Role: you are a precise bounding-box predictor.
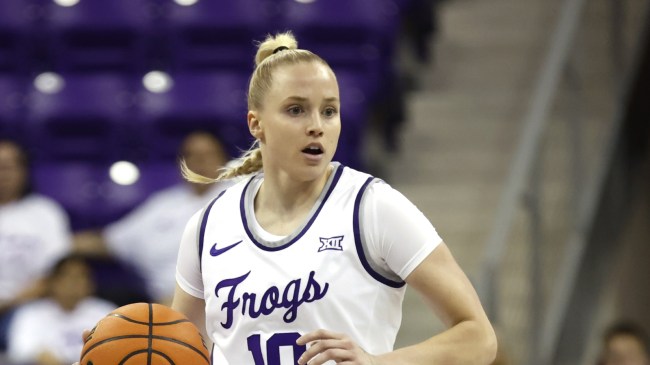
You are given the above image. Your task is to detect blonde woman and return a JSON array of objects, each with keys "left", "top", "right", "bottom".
[{"left": 171, "top": 31, "right": 497, "bottom": 365}]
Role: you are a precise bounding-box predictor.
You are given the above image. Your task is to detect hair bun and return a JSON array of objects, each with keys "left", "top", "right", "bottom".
[{"left": 254, "top": 32, "right": 298, "bottom": 67}]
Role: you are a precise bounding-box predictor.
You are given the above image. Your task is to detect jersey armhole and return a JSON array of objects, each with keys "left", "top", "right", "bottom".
[
  {"left": 353, "top": 177, "right": 406, "bottom": 288},
  {"left": 198, "top": 189, "right": 227, "bottom": 272}
]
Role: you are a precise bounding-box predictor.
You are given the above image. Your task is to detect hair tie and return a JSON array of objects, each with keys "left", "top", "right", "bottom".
[{"left": 273, "top": 46, "right": 289, "bottom": 54}]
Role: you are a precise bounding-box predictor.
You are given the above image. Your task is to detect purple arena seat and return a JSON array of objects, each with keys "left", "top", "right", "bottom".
[
  {"left": 0, "top": 75, "right": 27, "bottom": 142},
  {"left": 42, "top": 0, "right": 156, "bottom": 72},
  {"left": 160, "top": 0, "right": 275, "bottom": 71},
  {"left": 279, "top": 0, "right": 399, "bottom": 65},
  {"left": 332, "top": 69, "right": 372, "bottom": 170},
  {"left": 32, "top": 162, "right": 103, "bottom": 230},
  {"left": 33, "top": 161, "right": 181, "bottom": 230},
  {"left": 0, "top": 0, "right": 41, "bottom": 72},
  {"left": 277, "top": 0, "right": 409, "bottom": 153},
  {"left": 135, "top": 71, "right": 252, "bottom": 160},
  {"left": 25, "top": 73, "right": 134, "bottom": 162},
  {"left": 276, "top": 0, "right": 400, "bottom": 105}
]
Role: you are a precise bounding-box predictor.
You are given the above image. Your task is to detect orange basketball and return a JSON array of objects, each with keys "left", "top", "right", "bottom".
[{"left": 79, "top": 302, "right": 210, "bottom": 365}]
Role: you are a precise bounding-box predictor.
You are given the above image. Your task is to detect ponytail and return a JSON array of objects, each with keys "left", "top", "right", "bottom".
[{"left": 181, "top": 141, "right": 262, "bottom": 184}]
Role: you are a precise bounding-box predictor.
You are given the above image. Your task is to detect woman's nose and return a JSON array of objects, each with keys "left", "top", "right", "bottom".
[{"left": 307, "top": 115, "right": 324, "bottom": 137}]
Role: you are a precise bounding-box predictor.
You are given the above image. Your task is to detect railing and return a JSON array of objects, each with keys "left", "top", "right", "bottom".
[{"left": 476, "top": 0, "right": 649, "bottom": 364}]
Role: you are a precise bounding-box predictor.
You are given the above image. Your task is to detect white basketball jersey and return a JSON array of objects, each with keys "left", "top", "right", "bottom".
[{"left": 197, "top": 164, "right": 407, "bottom": 365}]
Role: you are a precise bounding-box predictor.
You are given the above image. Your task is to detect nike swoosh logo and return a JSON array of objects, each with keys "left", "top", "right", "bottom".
[{"left": 210, "top": 240, "right": 242, "bottom": 257}]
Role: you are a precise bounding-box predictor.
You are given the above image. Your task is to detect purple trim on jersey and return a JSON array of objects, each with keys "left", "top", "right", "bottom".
[
  {"left": 353, "top": 177, "right": 406, "bottom": 288},
  {"left": 240, "top": 164, "right": 345, "bottom": 251},
  {"left": 199, "top": 189, "right": 227, "bottom": 272}
]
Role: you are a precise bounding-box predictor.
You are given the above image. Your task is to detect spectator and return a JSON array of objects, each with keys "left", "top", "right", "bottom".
[
  {"left": 6, "top": 253, "right": 116, "bottom": 365},
  {"left": 0, "top": 140, "right": 72, "bottom": 349},
  {"left": 74, "top": 131, "right": 234, "bottom": 304},
  {"left": 599, "top": 321, "right": 650, "bottom": 365}
]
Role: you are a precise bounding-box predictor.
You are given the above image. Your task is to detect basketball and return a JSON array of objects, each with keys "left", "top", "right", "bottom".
[{"left": 79, "top": 302, "right": 210, "bottom": 365}]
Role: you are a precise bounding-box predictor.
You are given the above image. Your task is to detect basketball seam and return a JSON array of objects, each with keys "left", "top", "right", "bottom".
[
  {"left": 148, "top": 303, "right": 153, "bottom": 365},
  {"left": 108, "top": 314, "right": 192, "bottom": 326},
  {"left": 80, "top": 335, "right": 210, "bottom": 364},
  {"left": 117, "top": 349, "right": 176, "bottom": 365}
]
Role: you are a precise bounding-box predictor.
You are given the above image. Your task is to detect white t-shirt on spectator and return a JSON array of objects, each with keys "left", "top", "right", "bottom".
[
  {"left": 7, "top": 297, "right": 116, "bottom": 364},
  {"left": 0, "top": 194, "right": 72, "bottom": 302},
  {"left": 104, "top": 182, "right": 233, "bottom": 301}
]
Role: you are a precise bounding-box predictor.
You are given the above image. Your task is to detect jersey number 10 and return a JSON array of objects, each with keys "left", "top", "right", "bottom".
[{"left": 247, "top": 332, "right": 306, "bottom": 365}]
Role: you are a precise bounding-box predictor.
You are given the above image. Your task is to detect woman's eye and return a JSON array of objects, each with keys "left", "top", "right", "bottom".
[
  {"left": 288, "top": 106, "right": 303, "bottom": 115},
  {"left": 323, "top": 108, "right": 338, "bottom": 117}
]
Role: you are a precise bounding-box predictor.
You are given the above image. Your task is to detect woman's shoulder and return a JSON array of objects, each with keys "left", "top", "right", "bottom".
[
  {"left": 209, "top": 175, "right": 247, "bottom": 196},
  {"left": 220, "top": 173, "right": 257, "bottom": 195},
  {"left": 346, "top": 173, "right": 419, "bottom": 216},
  {"left": 337, "top": 164, "right": 395, "bottom": 196},
  {"left": 331, "top": 163, "right": 375, "bottom": 189}
]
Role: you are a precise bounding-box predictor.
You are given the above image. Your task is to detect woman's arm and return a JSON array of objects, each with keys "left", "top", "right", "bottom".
[
  {"left": 298, "top": 243, "right": 497, "bottom": 365},
  {"left": 298, "top": 181, "right": 497, "bottom": 365},
  {"left": 378, "top": 242, "right": 497, "bottom": 364},
  {"left": 171, "top": 284, "right": 212, "bottom": 350}
]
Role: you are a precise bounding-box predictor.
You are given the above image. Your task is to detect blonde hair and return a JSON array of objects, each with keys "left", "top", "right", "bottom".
[{"left": 182, "top": 31, "right": 331, "bottom": 184}]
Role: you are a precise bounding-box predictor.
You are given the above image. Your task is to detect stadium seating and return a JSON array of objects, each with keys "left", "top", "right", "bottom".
[
  {"left": 331, "top": 69, "right": 373, "bottom": 169},
  {"left": 280, "top": 0, "right": 399, "bottom": 89},
  {"left": 32, "top": 162, "right": 104, "bottom": 229},
  {"left": 33, "top": 161, "right": 181, "bottom": 230},
  {"left": 159, "top": 0, "right": 275, "bottom": 72},
  {"left": 278, "top": 0, "right": 405, "bottom": 147},
  {"left": 0, "top": 0, "right": 426, "bottom": 228},
  {"left": 41, "top": 0, "right": 156, "bottom": 72},
  {"left": 0, "top": 75, "right": 27, "bottom": 142},
  {"left": 0, "top": 0, "right": 41, "bottom": 73},
  {"left": 25, "top": 73, "right": 134, "bottom": 162},
  {"left": 134, "top": 70, "right": 252, "bottom": 160}
]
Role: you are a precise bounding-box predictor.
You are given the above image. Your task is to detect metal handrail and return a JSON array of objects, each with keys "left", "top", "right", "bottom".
[
  {"left": 477, "top": 0, "right": 588, "bottom": 319},
  {"left": 538, "top": 4, "right": 650, "bottom": 363},
  {"left": 477, "top": 0, "right": 648, "bottom": 363}
]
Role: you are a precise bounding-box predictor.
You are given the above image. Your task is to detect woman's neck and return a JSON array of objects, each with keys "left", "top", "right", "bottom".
[{"left": 254, "top": 166, "right": 333, "bottom": 235}]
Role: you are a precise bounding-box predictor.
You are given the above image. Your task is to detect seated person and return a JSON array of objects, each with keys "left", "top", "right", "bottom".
[
  {"left": 0, "top": 140, "right": 72, "bottom": 350},
  {"left": 599, "top": 321, "right": 650, "bottom": 365},
  {"left": 6, "top": 253, "right": 116, "bottom": 365},
  {"left": 74, "top": 131, "right": 234, "bottom": 304}
]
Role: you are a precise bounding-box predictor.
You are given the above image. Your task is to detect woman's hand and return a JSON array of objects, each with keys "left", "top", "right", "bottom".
[
  {"left": 71, "top": 329, "right": 92, "bottom": 365},
  {"left": 296, "top": 329, "right": 379, "bottom": 365}
]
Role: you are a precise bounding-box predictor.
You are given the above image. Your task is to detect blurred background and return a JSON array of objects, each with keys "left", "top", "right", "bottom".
[{"left": 1, "top": 0, "right": 649, "bottom": 364}]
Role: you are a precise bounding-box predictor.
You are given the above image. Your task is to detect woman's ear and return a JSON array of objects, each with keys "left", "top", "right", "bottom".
[{"left": 248, "top": 111, "right": 263, "bottom": 140}]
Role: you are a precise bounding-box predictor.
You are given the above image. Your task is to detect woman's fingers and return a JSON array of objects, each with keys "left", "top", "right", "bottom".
[
  {"left": 297, "top": 329, "right": 342, "bottom": 345},
  {"left": 82, "top": 329, "right": 92, "bottom": 342},
  {"left": 297, "top": 329, "right": 375, "bottom": 365},
  {"left": 301, "top": 348, "right": 352, "bottom": 365}
]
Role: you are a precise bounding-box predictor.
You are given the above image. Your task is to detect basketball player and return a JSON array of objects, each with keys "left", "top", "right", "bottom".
[{"left": 168, "top": 32, "right": 497, "bottom": 365}]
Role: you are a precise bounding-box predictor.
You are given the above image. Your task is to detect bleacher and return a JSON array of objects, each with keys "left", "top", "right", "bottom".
[{"left": 0, "top": 0, "right": 433, "bottom": 231}]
